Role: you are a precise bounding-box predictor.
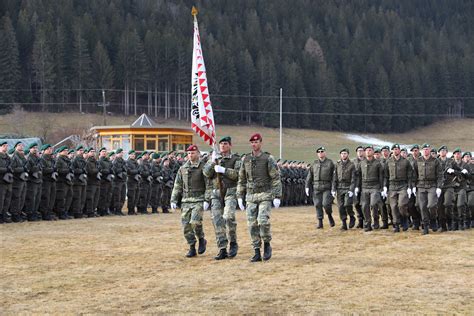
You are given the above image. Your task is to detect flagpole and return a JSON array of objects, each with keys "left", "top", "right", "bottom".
[{"left": 279, "top": 88, "right": 282, "bottom": 159}]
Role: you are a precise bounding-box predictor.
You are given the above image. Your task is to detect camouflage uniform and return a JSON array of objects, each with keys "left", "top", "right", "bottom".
[
  {"left": 203, "top": 152, "right": 241, "bottom": 250},
  {"left": 452, "top": 159, "right": 469, "bottom": 228},
  {"left": 352, "top": 156, "right": 365, "bottom": 227},
  {"left": 237, "top": 152, "right": 282, "bottom": 250},
  {"left": 305, "top": 157, "right": 335, "bottom": 225},
  {"left": 171, "top": 159, "right": 210, "bottom": 246},
  {"left": 466, "top": 161, "right": 474, "bottom": 227}
]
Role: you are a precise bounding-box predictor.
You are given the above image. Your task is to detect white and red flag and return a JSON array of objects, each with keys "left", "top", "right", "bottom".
[{"left": 190, "top": 7, "right": 216, "bottom": 147}]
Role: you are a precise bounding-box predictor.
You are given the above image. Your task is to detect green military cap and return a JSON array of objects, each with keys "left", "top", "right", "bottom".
[
  {"left": 431, "top": 148, "right": 437, "bottom": 153},
  {"left": 40, "top": 144, "right": 52, "bottom": 151},
  {"left": 355, "top": 145, "right": 364, "bottom": 151},
  {"left": 128, "top": 150, "right": 136, "bottom": 155},
  {"left": 374, "top": 147, "right": 381, "bottom": 153},
  {"left": 142, "top": 151, "right": 148, "bottom": 155},
  {"left": 0, "top": 141, "right": 8, "bottom": 146},
  {"left": 57, "top": 146, "right": 68, "bottom": 153},
  {"left": 83, "top": 147, "right": 90, "bottom": 153},
  {"left": 400, "top": 148, "right": 407, "bottom": 152},
  {"left": 13, "top": 141, "right": 22, "bottom": 148},
  {"left": 76, "top": 145, "right": 84, "bottom": 151},
  {"left": 137, "top": 152, "right": 143, "bottom": 159},
  {"left": 152, "top": 153, "right": 160, "bottom": 159},
  {"left": 340, "top": 148, "right": 349, "bottom": 154},
  {"left": 24, "top": 149, "right": 30, "bottom": 155},
  {"left": 53, "top": 148, "right": 61, "bottom": 155},
  {"left": 107, "top": 151, "right": 115, "bottom": 158},
  {"left": 316, "top": 146, "right": 326, "bottom": 152},
  {"left": 421, "top": 143, "right": 430, "bottom": 149},
  {"left": 381, "top": 145, "right": 390, "bottom": 151},
  {"left": 410, "top": 144, "right": 419, "bottom": 151},
  {"left": 8, "top": 148, "right": 15, "bottom": 155},
  {"left": 219, "top": 136, "right": 232, "bottom": 144},
  {"left": 99, "top": 147, "right": 107, "bottom": 152},
  {"left": 88, "top": 147, "right": 96, "bottom": 152},
  {"left": 68, "top": 149, "right": 75, "bottom": 154},
  {"left": 462, "top": 152, "right": 471, "bottom": 158},
  {"left": 452, "top": 147, "right": 462, "bottom": 154},
  {"left": 282, "top": 160, "right": 287, "bottom": 164},
  {"left": 116, "top": 148, "right": 123, "bottom": 154},
  {"left": 365, "top": 145, "right": 374, "bottom": 150},
  {"left": 27, "top": 142, "right": 38, "bottom": 150},
  {"left": 391, "top": 143, "right": 400, "bottom": 150},
  {"left": 438, "top": 145, "right": 448, "bottom": 152}
]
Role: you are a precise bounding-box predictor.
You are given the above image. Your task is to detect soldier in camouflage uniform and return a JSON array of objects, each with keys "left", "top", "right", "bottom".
[
  {"left": 64, "top": 149, "right": 75, "bottom": 216},
  {"left": 150, "top": 153, "right": 163, "bottom": 214},
  {"left": 39, "top": 144, "right": 57, "bottom": 221},
  {"left": 126, "top": 150, "right": 140, "bottom": 215},
  {"left": 450, "top": 148, "right": 470, "bottom": 230},
  {"left": 436, "top": 145, "right": 454, "bottom": 231},
  {"left": 352, "top": 146, "right": 365, "bottom": 228},
  {"left": 84, "top": 148, "right": 100, "bottom": 217},
  {"left": 356, "top": 145, "right": 384, "bottom": 232},
  {"left": 112, "top": 148, "right": 127, "bottom": 215},
  {"left": 71, "top": 145, "right": 87, "bottom": 218},
  {"left": 0, "top": 141, "right": 13, "bottom": 223},
  {"left": 138, "top": 151, "right": 152, "bottom": 214},
  {"left": 379, "top": 145, "right": 392, "bottom": 229},
  {"left": 332, "top": 148, "right": 357, "bottom": 230},
  {"left": 407, "top": 145, "right": 422, "bottom": 229},
  {"left": 97, "top": 148, "right": 114, "bottom": 216},
  {"left": 413, "top": 143, "right": 443, "bottom": 235},
  {"left": 171, "top": 145, "right": 210, "bottom": 258},
  {"left": 384, "top": 144, "right": 414, "bottom": 232},
  {"left": 462, "top": 152, "right": 473, "bottom": 228},
  {"left": 160, "top": 158, "right": 174, "bottom": 213},
  {"left": 203, "top": 136, "right": 242, "bottom": 260},
  {"left": 24, "top": 143, "right": 42, "bottom": 221},
  {"left": 305, "top": 146, "right": 335, "bottom": 229},
  {"left": 237, "top": 133, "right": 282, "bottom": 262},
  {"left": 54, "top": 146, "right": 72, "bottom": 220},
  {"left": 10, "top": 142, "right": 28, "bottom": 222}
]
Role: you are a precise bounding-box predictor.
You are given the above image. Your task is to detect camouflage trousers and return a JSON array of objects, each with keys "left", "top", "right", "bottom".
[
  {"left": 210, "top": 197, "right": 237, "bottom": 249},
  {"left": 181, "top": 201, "right": 205, "bottom": 246},
  {"left": 246, "top": 200, "right": 272, "bottom": 250}
]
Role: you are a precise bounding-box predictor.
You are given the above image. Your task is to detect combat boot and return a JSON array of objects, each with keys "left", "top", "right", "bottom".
[
  {"left": 439, "top": 220, "right": 448, "bottom": 232},
  {"left": 198, "top": 238, "right": 207, "bottom": 254},
  {"left": 422, "top": 225, "right": 429, "bottom": 235},
  {"left": 364, "top": 224, "right": 373, "bottom": 232},
  {"left": 412, "top": 219, "right": 420, "bottom": 230},
  {"left": 186, "top": 245, "right": 197, "bottom": 258},
  {"left": 373, "top": 219, "right": 380, "bottom": 230},
  {"left": 250, "top": 248, "right": 262, "bottom": 262},
  {"left": 1, "top": 213, "right": 12, "bottom": 223},
  {"left": 393, "top": 224, "right": 400, "bottom": 233},
  {"left": 214, "top": 248, "right": 228, "bottom": 260},
  {"left": 151, "top": 208, "right": 158, "bottom": 214},
  {"left": 328, "top": 214, "right": 335, "bottom": 227},
  {"left": 381, "top": 220, "right": 389, "bottom": 229},
  {"left": 357, "top": 220, "right": 364, "bottom": 229},
  {"left": 316, "top": 219, "right": 323, "bottom": 229},
  {"left": 401, "top": 217, "right": 409, "bottom": 231},
  {"left": 464, "top": 221, "right": 471, "bottom": 230},
  {"left": 263, "top": 242, "right": 272, "bottom": 261},
  {"left": 349, "top": 216, "right": 356, "bottom": 229},
  {"left": 459, "top": 220, "right": 464, "bottom": 231},
  {"left": 451, "top": 220, "right": 458, "bottom": 231},
  {"left": 162, "top": 207, "right": 170, "bottom": 213},
  {"left": 340, "top": 220, "right": 348, "bottom": 231},
  {"left": 431, "top": 221, "right": 439, "bottom": 232},
  {"left": 228, "top": 242, "right": 238, "bottom": 258}
]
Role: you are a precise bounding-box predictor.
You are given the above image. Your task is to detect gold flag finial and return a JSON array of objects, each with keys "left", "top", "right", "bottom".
[{"left": 191, "top": 6, "right": 198, "bottom": 16}]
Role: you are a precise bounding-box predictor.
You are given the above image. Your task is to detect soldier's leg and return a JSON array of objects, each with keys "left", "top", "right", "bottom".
[
  {"left": 322, "top": 190, "right": 334, "bottom": 217},
  {"left": 437, "top": 190, "right": 447, "bottom": 231},
  {"left": 224, "top": 197, "right": 238, "bottom": 244},
  {"left": 427, "top": 187, "right": 439, "bottom": 231},
  {"left": 65, "top": 185, "right": 73, "bottom": 216},
  {"left": 24, "top": 182, "right": 37, "bottom": 220},
  {"left": 361, "top": 190, "right": 372, "bottom": 229},
  {"left": 468, "top": 191, "right": 474, "bottom": 228},
  {"left": 0, "top": 184, "right": 6, "bottom": 223},
  {"left": 180, "top": 203, "right": 195, "bottom": 245},
  {"left": 313, "top": 191, "right": 324, "bottom": 220},
  {"left": 370, "top": 190, "right": 381, "bottom": 229},
  {"left": 337, "top": 191, "right": 347, "bottom": 223},
  {"left": 398, "top": 189, "right": 410, "bottom": 231},
  {"left": 98, "top": 182, "right": 108, "bottom": 215},
  {"left": 190, "top": 202, "right": 205, "bottom": 240},
  {"left": 417, "top": 189, "right": 430, "bottom": 233},
  {"left": 10, "top": 181, "right": 24, "bottom": 222},
  {"left": 408, "top": 194, "right": 420, "bottom": 230},
  {"left": 150, "top": 184, "right": 158, "bottom": 213},
  {"left": 257, "top": 200, "right": 272, "bottom": 244},
  {"left": 19, "top": 182, "right": 27, "bottom": 218},
  {"left": 85, "top": 184, "right": 97, "bottom": 217},
  {"left": 210, "top": 198, "right": 227, "bottom": 250},
  {"left": 354, "top": 194, "right": 364, "bottom": 228},
  {"left": 455, "top": 189, "right": 468, "bottom": 229},
  {"left": 55, "top": 183, "right": 67, "bottom": 218},
  {"left": 71, "top": 185, "right": 83, "bottom": 217},
  {"left": 161, "top": 187, "right": 171, "bottom": 212},
  {"left": 344, "top": 192, "right": 355, "bottom": 228},
  {"left": 389, "top": 190, "right": 401, "bottom": 227},
  {"left": 126, "top": 183, "right": 136, "bottom": 214},
  {"left": 0, "top": 184, "right": 12, "bottom": 223},
  {"left": 246, "top": 201, "right": 261, "bottom": 249}
]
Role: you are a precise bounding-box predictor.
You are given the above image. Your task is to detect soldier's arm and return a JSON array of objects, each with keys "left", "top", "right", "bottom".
[
  {"left": 204, "top": 173, "right": 212, "bottom": 202},
  {"left": 413, "top": 160, "right": 419, "bottom": 187},
  {"left": 349, "top": 164, "right": 356, "bottom": 192},
  {"left": 378, "top": 162, "right": 384, "bottom": 189},
  {"left": 12, "top": 157, "right": 25, "bottom": 173},
  {"left": 383, "top": 161, "right": 389, "bottom": 189},
  {"left": 236, "top": 157, "right": 247, "bottom": 199},
  {"left": 56, "top": 160, "right": 69, "bottom": 175},
  {"left": 436, "top": 159, "right": 443, "bottom": 188},
  {"left": 268, "top": 155, "right": 282, "bottom": 198},
  {"left": 331, "top": 164, "right": 337, "bottom": 192},
  {"left": 202, "top": 159, "right": 216, "bottom": 178},
  {"left": 126, "top": 161, "right": 139, "bottom": 175},
  {"left": 305, "top": 164, "right": 313, "bottom": 189},
  {"left": 225, "top": 157, "right": 242, "bottom": 181},
  {"left": 170, "top": 168, "right": 183, "bottom": 204},
  {"left": 407, "top": 160, "right": 414, "bottom": 188},
  {"left": 356, "top": 163, "right": 362, "bottom": 189}
]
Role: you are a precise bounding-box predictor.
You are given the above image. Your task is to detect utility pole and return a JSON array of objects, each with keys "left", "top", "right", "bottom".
[{"left": 98, "top": 89, "right": 110, "bottom": 125}]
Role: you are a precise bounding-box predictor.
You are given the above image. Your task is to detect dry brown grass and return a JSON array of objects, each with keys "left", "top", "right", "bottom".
[{"left": 1, "top": 207, "right": 473, "bottom": 314}]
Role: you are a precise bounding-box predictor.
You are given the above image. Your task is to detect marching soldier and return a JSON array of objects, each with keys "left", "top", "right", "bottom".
[
  {"left": 64, "top": 149, "right": 75, "bottom": 216},
  {"left": 71, "top": 145, "right": 87, "bottom": 218},
  {"left": 332, "top": 148, "right": 357, "bottom": 230},
  {"left": 0, "top": 141, "right": 13, "bottom": 223},
  {"left": 356, "top": 145, "right": 384, "bottom": 232},
  {"left": 171, "top": 145, "right": 210, "bottom": 258},
  {"left": 138, "top": 151, "right": 152, "bottom": 214},
  {"left": 25, "top": 143, "right": 42, "bottom": 221},
  {"left": 384, "top": 144, "right": 414, "bottom": 232},
  {"left": 407, "top": 145, "right": 422, "bottom": 229},
  {"left": 126, "top": 150, "right": 140, "bottom": 215},
  {"left": 84, "top": 148, "right": 100, "bottom": 217},
  {"left": 150, "top": 153, "right": 163, "bottom": 214},
  {"left": 437, "top": 145, "right": 454, "bottom": 231},
  {"left": 462, "top": 152, "right": 473, "bottom": 228},
  {"left": 352, "top": 145, "right": 365, "bottom": 228},
  {"left": 451, "top": 148, "right": 470, "bottom": 230},
  {"left": 413, "top": 143, "right": 443, "bottom": 235},
  {"left": 39, "top": 144, "right": 57, "bottom": 221},
  {"left": 112, "top": 148, "right": 127, "bottom": 215},
  {"left": 10, "top": 141, "right": 28, "bottom": 222},
  {"left": 237, "top": 133, "right": 282, "bottom": 262},
  {"left": 203, "top": 136, "right": 242, "bottom": 260},
  {"left": 97, "top": 148, "right": 114, "bottom": 216},
  {"left": 305, "top": 146, "right": 335, "bottom": 229}
]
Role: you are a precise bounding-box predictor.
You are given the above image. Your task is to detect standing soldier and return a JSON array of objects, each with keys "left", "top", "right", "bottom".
[
  {"left": 355, "top": 145, "right": 384, "bottom": 232},
  {"left": 237, "top": 133, "right": 281, "bottom": 262},
  {"left": 332, "top": 148, "right": 357, "bottom": 230},
  {"left": 150, "top": 153, "right": 163, "bottom": 214},
  {"left": 10, "top": 142, "right": 28, "bottom": 222},
  {"left": 171, "top": 145, "right": 210, "bottom": 258},
  {"left": 203, "top": 136, "right": 242, "bottom": 260},
  {"left": 380, "top": 145, "right": 392, "bottom": 229},
  {"left": 407, "top": 145, "right": 422, "bottom": 230},
  {"left": 0, "top": 141, "right": 13, "bottom": 223},
  {"left": 352, "top": 146, "right": 365, "bottom": 228},
  {"left": 54, "top": 146, "right": 72, "bottom": 220},
  {"left": 138, "top": 151, "right": 152, "bottom": 214},
  {"left": 126, "top": 150, "right": 140, "bottom": 215},
  {"left": 437, "top": 145, "right": 454, "bottom": 231},
  {"left": 413, "top": 143, "right": 443, "bottom": 235},
  {"left": 462, "top": 152, "right": 473, "bottom": 228},
  {"left": 39, "top": 144, "right": 57, "bottom": 221},
  {"left": 160, "top": 157, "right": 174, "bottom": 213},
  {"left": 84, "top": 148, "right": 100, "bottom": 217},
  {"left": 71, "top": 145, "right": 87, "bottom": 218},
  {"left": 112, "top": 148, "right": 127, "bottom": 215},
  {"left": 384, "top": 144, "right": 413, "bottom": 232},
  {"left": 305, "top": 146, "right": 335, "bottom": 229},
  {"left": 450, "top": 148, "right": 470, "bottom": 230},
  {"left": 24, "top": 143, "right": 42, "bottom": 221},
  {"left": 97, "top": 148, "right": 114, "bottom": 216}
]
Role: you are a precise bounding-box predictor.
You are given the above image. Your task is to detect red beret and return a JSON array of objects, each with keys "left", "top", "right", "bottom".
[
  {"left": 249, "top": 133, "right": 262, "bottom": 142},
  {"left": 186, "top": 144, "right": 199, "bottom": 152}
]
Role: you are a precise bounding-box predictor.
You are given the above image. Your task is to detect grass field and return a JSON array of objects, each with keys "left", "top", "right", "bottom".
[
  {"left": 1, "top": 207, "right": 473, "bottom": 314},
  {"left": 1, "top": 111, "right": 472, "bottom": 162}
]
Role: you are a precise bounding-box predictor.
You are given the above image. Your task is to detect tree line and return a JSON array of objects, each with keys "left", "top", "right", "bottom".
[{"left": 0, "top": 0, "right": 473, "bottom": 133}]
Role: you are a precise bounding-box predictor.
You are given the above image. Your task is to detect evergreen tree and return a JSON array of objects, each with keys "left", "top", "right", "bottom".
[{"left": 0, "top": 16, "right": 21, "bottom": 109}]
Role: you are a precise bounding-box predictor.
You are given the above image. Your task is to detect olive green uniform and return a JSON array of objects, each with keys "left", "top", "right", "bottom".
[
  {"left": 357, "top": 158, "right": 384, "bottom": 229},
  {"left": 0, "top": 152, "right": 13, "bottom": 223},
  {"left": 305, "top": 158, "right": 335, "bottom": 222},
  {"left": 332, "top": 158, "right": 357, "bottom": 223},
  {"left": 384, "top": 156, "right": 413, "bottom": 227}
]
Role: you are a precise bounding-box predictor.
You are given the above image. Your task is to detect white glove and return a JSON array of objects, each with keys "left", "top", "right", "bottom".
[
  {"left": 203, "top": 201, "right": 209, "bottom": 211},
  {"left": 354, "top": 187, "right": 359, "bottom": 197},
  {"left": 436, "top": 188, "right": 442, "bottom": 198},
  {"left": 461, "top": 169, "right": 468, "bottom": 175},
  {"left": 407, "top": 188, "right": 412, "bottom": 198},
  {"left": 331, "top": 191, "right": 336, "bottom": 198},
  {"left": 305, "top": 188, "right": 309, "bottom": 197},
  {"left": 171, "top": 202, "right": 177, "bottom": 210},
  {"left": 214, "top": 165, "right": 226, "bottom": 174},
  {"left": 238, "top": 198, "right": 245, "bottom": 211},
  {"left": 348, "top": 191, "right": 353, "bottom": 198},
  {"left": 211, "top": 151, "right": 217, "bottom": 162},
  {"left": 447, "top": 168, "right": 455, "bottom": 174},
  {"left": 381, "top": 190, "right": 387, "bottom": 199},
  {"left": 273, "top": 198, "right": 281, "bottom": 208},
  {"left": 413, "top": 187, "right": 417, "bottom": 197}
]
